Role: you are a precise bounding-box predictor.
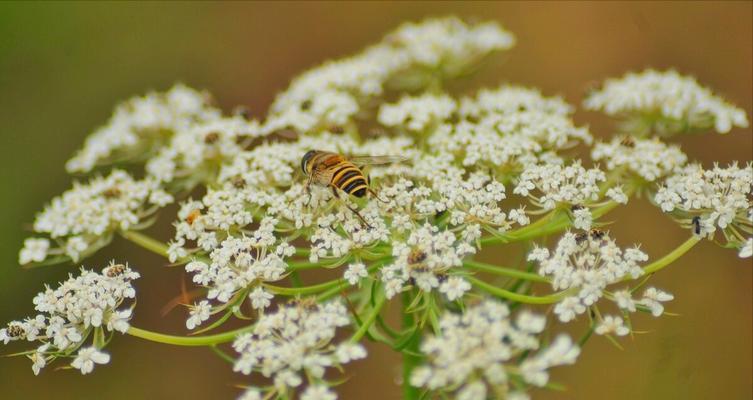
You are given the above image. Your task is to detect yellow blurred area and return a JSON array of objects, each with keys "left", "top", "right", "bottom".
[{"left": 0, "top": 2, "right": 750, "bottom": 399}]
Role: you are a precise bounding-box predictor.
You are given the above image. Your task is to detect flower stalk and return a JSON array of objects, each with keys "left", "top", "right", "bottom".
[
  {"left": 126, "top": 325, "right": 254, "bottom": 347},
  {"left": 641, "top": 235, "right": 701, "bottom": 276},
  {"left": 464, "top": 260, "right": 551, "bottom": 283},
  {"left": 467, "top": 276, "right": 576, "bottom": 304},
  {"left": 350, "top": 291, "right": 388, "bottom": 343},
  {"left": 120, "top": 230, "right": 170, "bottom": 259},
  {"left": 401, "top": 291, "right": 421, "bottom": 400}
]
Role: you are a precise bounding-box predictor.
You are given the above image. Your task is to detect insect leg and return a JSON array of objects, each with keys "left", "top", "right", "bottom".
[
  {"left": 331, "top": 185, "right": 371, "bottom": 229},
  {"left": 346, "top": 204, "right": 372, "bottom": 229},
  {"left": 367, "top": 188, "right": 388, "bottom": 203},
  {"left": 364, "top": 174, "right": 387, "bottom": 203},
  {"left": 304, "top": 175, "right": 313, "bottom": 205}
]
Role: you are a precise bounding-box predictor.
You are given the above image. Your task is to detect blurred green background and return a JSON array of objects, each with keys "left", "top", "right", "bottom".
[{"left": 0, "top": 2, "right": 750, "bottom": 399}]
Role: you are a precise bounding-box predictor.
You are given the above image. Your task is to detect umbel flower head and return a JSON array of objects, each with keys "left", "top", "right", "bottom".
[
  {"left": 430, "top": 85, "right": 592, "bottom": 170},
  {"left": 514, "top": 161, "right": 606, "bottom": 211},
  {"left": 584, "top": 69, "right": 749, "bottom": 136},
  {"left": 654, "top": 162, "right": 752, "bottom": 252},
  {"left": 0, "top": 262, "right": 138, "bottom": 375},
  {"left": 232, "top": 299, "right": 366, "bottom": 399},
  {"left": 529, "top": 230, "right": 657, "bottom": 323},
  {"left": 410, "top": 299, "right": 579, "bottom": 399},
  {"left": 591, "top": 136, "right": 688, "bottom": 182},
  {"left": 19, "top": 170, "right": 172, "bottom": 265},
  {"left": 381, "top": 223, "right": 476, "bottom": 300},
  {"left": 180, "top": 214, "right": 294, "bottom": 328},
  {"left": 65, "top": 84, "right": 220, "bottom": 174},
  {"left": 265, "top": 17, "right": 514, "bottom": 135},
  {"left": 6, "top": 14, "right": 752, "bottom": 400}
]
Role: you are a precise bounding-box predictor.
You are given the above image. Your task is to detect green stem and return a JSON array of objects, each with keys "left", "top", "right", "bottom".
[
  {"left": 480, "top": 200, "right": 621, "bottom": 245},
  {"left": 350, "top": 292, "right": 387, "bottom": 343},
  {"left": 316, "top": 281, "right": 351, "bottom": 302},
  {"left": 468, "top": 276, "right": 574, "bottom": 304},
  {"left": 92, "top": 327, "right": 105, "bottom": 349},
  {"left": 264, "top": 279, "right": 344, "bottom": 296},
  {"left": 288, "top": 260, "right": 327, "bottom": 271},
  {"left": 401, "top": 291, "right": 421, "bottom": 400},
  {"left": 289, "top": 271, "right": 304, "bottom": 287},
  {"left": 495, "top": 209, "right": 560, "bottom": 243},
  {"left": 641, "top": 235, "right": 701, "bottom": 275},
  {"left": 592, "top": 200, "right": 621, "bottom": 219},
  {"left": 120, "top": 230, "right": 170, "bottom": 258},
  {"left": 209, "top": 345, "right": 235, "bottom": 364},
  {"left": 464, "top": 260, "right": 551, "bottom": 283},
  {"left": 515, "top": 201, "right": 618, "bottom": 241},
  {"left": 270, "top": 258, "right": 390, "bottom": 298},
  {"left": 579, "top": 316, "right": 596, "bottom": 347},
  {"left": 126, "top": 325, "right": 253, "bottom": 347}
]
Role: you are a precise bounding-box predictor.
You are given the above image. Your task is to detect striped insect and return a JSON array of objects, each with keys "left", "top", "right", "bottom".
[{"left": 300, "top": 150, "right": 405, "bottom": 226}]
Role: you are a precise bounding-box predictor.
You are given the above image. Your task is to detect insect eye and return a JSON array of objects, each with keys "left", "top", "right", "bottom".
[{"left": 301, "top": 150, "right": 316, "bottom": 174}]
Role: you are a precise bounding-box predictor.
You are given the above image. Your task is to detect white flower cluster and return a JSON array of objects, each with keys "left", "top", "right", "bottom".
[
  {"left": 514, "top": 161, "right": 606, "bottom": 211},
  {"left": 381, "top": 223, "right": 476, "bottom": 300},
  {"left": 66, "top": 84, "right": 220, "bottom": 173},
  {"left": 655, "top": 163, "right": 752, "bottom": 248},
  {"left": 145, "top": 114, "right": 262, "bottom": 185},
  {"left": 343, "top": 262, "right": 369, "bottom": 285},
  {"left": 233, "top": 300, "right": 366, "bottom": 398},
  {"left": 213, "top": 134, "right": 412, "bottom": 237},
  {"left": 594, "top": 315, "right": 630, "bottom": 337},
  {"left": 591, "top": 136, "right": 688, "bottom": 182},
  {"left": 410, "top": 300, "right": 579, "bottom": 399},
  {"left": 459, "top": 85, "right": 573, "bottom": 118},
  {"left": 0, "top": 262, "right": 138, "bottom": 375},
  {"left": 171, "top": 127, "right": 523, "bottom": 272},
  {"left": 19, "top": 170, "right": 172, "bottom": 265},
  {"left": 518, "top": 335, "right": 581, "bottom": 388},
  {"left": 429, "top": 86, "right": 591, "bottom": 169},
  {"left": 528, "top": 231, "right": 655, "bottom": 323},
  {"left": 613, "top": 287, "right": 675, "bottom": 318},
  {"left": 265, "top": 17, "right": 514, "bottom": 134},
  {"left": 15, "top": 15, "right": 751, "bottom": 396},
  {"left": 584, "top": 69, "right": 749, "bottom": 135},
  {"left": 378, "top": 93, "right": 457, "bottom": 132},
  {"left": 431, "top": 113, "right": 590, "bottom": 170},
  {"left": 65, "top": 82, "right": 269, "bottom": 190},
  {"left": 592, "top": 291, "right": 674, "bottom": 338},
  {"left": 379, "top": 169, "right": 518, "bottom": 229},
  {"left": 179, "top": 214, "right": 295, "bottom": 328}
]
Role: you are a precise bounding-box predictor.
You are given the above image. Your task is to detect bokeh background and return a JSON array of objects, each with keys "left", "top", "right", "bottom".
[{"left": 0, "top": 2, "right": 751, "bottom": 399}]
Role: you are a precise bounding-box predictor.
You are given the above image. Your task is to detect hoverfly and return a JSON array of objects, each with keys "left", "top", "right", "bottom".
[{"left": 300, "top": 150, "right": 406, "bottom": 226}]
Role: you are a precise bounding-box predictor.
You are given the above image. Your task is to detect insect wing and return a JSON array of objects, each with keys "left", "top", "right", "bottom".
[{"left": 348, "top": 155, "right": 408, "bottom": 166}]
